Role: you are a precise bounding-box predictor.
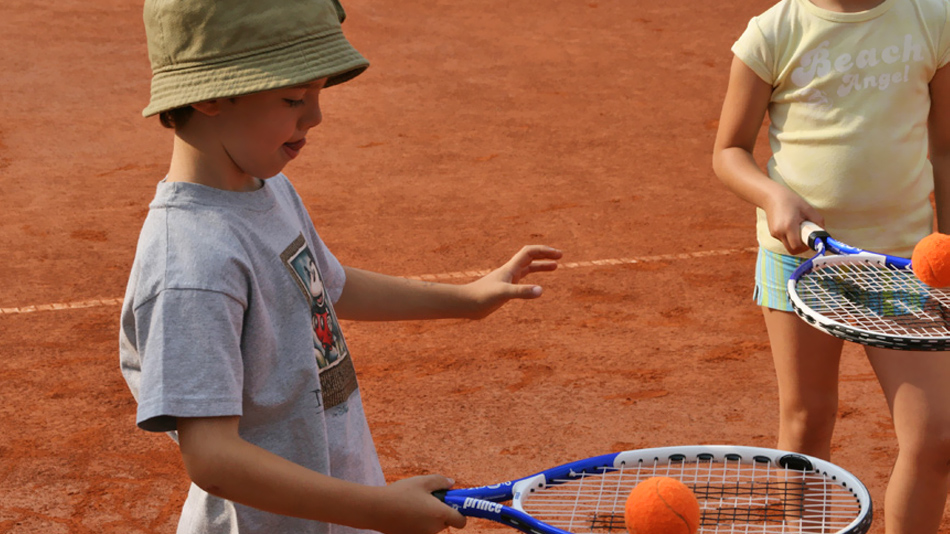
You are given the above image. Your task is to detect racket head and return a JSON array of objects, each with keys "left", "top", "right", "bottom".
[
  {"left": 442, "top": 445, "right": 872, "bottom": 534},
  {"left": 788, "top": 252, "right": 950, "bottom": 350}
]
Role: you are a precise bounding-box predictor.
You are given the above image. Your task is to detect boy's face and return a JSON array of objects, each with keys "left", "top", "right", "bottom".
[{"left": 205, "top": 78, "right": 328, "bottom": 181}]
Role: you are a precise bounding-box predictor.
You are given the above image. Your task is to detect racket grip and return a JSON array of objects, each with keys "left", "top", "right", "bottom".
[
  {"left": 432, "top": 490, "right": 448, "bottom": 502},
  {"left": 800, "top": 221, "right": 829, "bottom": 250}
]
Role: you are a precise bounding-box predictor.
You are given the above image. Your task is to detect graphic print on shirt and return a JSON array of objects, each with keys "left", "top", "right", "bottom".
[
  {"left": 791, "top": 34, "right": 925, "bottom": 99},
  {"left": 281, "top": 234, "right": 359, "bottom": 409}
]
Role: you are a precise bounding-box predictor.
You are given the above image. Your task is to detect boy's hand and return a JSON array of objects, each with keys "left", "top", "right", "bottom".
[
  {"left": 372, "top": 475, "right": 466, "bottom": 534},
  {"left": 763, "top": 188, "right": 823, "bottom": 255},
  {"left": 462, "top": 245, "right": 562, "bottom": 319}
]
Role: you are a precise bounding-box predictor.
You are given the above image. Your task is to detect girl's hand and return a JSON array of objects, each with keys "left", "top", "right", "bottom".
[
  {"left": 372, "top": 475, "right": 466, "bottom": 534},
  {"left": 462, "top": 245, "right": 562, "bottom": 319},
  {"left": 763, "top": 187, "right": 824, "bottom": 254}
]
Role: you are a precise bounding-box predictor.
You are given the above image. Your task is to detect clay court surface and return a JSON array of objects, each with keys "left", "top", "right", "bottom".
[{"left": 0, "top": 0, "right": 945, "bottom": 532}]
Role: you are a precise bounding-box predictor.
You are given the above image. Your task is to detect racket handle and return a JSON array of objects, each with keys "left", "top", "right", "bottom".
[
  {"left": 800, "top": 221, "right": 830, "bottom": 250},
  {"left": 432, "top": 490, "right": 448, "bottom": 502}
]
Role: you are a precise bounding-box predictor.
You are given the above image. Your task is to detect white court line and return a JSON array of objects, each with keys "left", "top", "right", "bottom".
[{"left": 0, "top": 247, "right": 756, "bottom": 316}]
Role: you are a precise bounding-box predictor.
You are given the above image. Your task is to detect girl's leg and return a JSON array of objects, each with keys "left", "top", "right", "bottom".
[
  {"left": 865, "top": 347, "right": 950, "bottom": 534},
  {"left": 762, "top": 307, "right": 845, "bottom": 460}
]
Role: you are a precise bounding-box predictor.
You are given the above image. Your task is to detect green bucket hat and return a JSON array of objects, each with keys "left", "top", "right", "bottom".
[{"left": 142, "top": 0, "right": 369, "bottom": 117}]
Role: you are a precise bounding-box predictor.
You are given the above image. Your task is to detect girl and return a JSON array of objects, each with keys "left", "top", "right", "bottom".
[{"left": 712, "top": 0, "right": 950, "bottom": 532}]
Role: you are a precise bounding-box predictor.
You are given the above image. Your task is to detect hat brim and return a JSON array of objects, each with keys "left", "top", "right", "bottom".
[{"left": 143, "top": 28, "right": 368, "bottom": 117}]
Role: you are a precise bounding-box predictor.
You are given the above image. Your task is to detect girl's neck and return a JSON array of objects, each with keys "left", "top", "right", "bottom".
[{"left": 807, "top": 0, "right": 887, "bottom": 12}]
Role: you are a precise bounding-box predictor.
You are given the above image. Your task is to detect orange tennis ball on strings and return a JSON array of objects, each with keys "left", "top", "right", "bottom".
[
  {"left": 912, "top": 233, "right": 950, "bottom": 288},
  {"left": 624, "top": 476, "right": 700, "bottom": 534}
]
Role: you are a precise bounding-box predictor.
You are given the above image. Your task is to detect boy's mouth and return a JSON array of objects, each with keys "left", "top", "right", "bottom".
[{"left": 282, "top": 138, "right": 306, "bottom": 158}]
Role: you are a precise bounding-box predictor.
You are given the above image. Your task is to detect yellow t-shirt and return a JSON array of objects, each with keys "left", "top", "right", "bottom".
[{"left": 732, "top": 0, "right": 950, "bottom": 257}]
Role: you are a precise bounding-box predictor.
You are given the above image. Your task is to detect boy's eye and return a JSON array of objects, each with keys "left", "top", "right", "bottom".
[{"left": 284, "top": 98, "right": 306, "bottom": 108}]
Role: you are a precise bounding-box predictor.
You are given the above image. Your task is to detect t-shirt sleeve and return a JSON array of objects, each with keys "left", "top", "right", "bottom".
[
  {"left": 939, "top": 2, "right": 950, "bottom": 69},
  {"left": 732, "top": 17, "right": 775, "bottom": 85},
  {"left": 132, "top": 288, "right": 246, "bottom": 432}
]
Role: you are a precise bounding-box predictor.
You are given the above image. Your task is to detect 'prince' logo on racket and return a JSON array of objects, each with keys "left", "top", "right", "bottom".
[{"left": 462, "top": 498, "right": 503, "bottom": 514}]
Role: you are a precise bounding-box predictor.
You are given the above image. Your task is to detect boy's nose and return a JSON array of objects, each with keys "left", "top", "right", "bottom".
[{"left": 300, "top": 103, "right": 323, "bottom": 129}]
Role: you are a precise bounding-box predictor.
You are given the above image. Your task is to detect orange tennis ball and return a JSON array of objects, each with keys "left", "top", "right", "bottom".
[
  {"left": 912, "top": 233, "right": 950, "bottom": 288},
  {"left": 624, "top": 476, "right": 700, "bottom": 534}
]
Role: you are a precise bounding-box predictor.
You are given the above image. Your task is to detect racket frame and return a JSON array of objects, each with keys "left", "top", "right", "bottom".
[
  {"left": 786, "top": 223, "right": 950, "bottom": 350},
  {"left": 436, "top": 445, "right": 872, "bottom": 534}
]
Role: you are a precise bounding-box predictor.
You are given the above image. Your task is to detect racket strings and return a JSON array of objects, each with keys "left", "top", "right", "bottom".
[
  {"left": 519, "top": 457, "right": 862, "bottom": 533},
  {"left": 693, "top": 480, "right": 804, "bottom": 522},
  {"left": 796, "top": 260, "right": 950, "bottom": 339}
]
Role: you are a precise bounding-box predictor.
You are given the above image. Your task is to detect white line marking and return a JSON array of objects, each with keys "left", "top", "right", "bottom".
[
  {"left": 1, "top": 297, "right": 125, "bottom": 316},
  {"left": 0, "top": 247, "right": 756, "bottom": 316}
]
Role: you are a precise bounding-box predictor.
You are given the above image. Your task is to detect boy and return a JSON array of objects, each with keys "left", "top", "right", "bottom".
[{"left": 119, "top": 0, "right": 563, "bottom": 532}]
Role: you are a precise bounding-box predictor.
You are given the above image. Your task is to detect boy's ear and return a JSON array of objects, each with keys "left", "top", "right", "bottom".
[{"left": 191, "top": 100, "right": 222, "bottom": 117}]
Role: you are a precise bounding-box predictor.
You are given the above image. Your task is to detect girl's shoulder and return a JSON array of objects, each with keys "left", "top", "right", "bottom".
[
  {"left": 911, "top": 0, "right": 950, "bottom": 16},
  {"left": 743, "top": 0, "right": 803, "bottom": 41},
  {"left": 734, "top": 0, "right": 801, "bottom": 57},
  {"left": 896, "top": 0, "right": 950, "bottom": 29},
  {"left": 751, "top": 0, "right": 800, "bottom": 23},
  {"left": 901, "top": 0, "right": 950, "bottom": 68}
]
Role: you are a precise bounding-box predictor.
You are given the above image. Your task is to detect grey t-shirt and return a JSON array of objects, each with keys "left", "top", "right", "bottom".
[{"left": 119, "top": 175, "right": 385, "bottom": 534}]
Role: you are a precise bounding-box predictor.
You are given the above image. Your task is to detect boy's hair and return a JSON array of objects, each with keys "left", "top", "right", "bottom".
[
  {"left": 158, "top": 107, "right": 194, "bottom": 130},
  {"left": 142, "top": 0, "right": 369, "bottom": 118}
]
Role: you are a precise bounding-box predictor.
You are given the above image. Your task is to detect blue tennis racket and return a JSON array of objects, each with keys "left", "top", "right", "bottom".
[
  {"left": 788, "top": 222, "right": 950, "bottom": 350},
  {"left": 434, "top": 445, "right": 872, "bottom": 534}
]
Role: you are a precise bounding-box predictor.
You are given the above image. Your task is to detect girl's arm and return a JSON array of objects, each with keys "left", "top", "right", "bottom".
[
  {"left": 930, "top": 63, "right": 950, "bottom": 233},
  {"left": 334, "top": 245, "right": 561, "bottom": 321},
  {"left": 177, "top": 416, "right": 466, "bottom": 534},
  {"left": 712, "top": 56, "right": 823, "bottom": 254}
]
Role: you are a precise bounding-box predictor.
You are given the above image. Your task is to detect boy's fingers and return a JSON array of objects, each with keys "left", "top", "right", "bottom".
[
  {"left": 424, "top": 475, "right": 455, "bottom": 491},
  {"left": 445, "top": 511, "right": 467, "bottom": 529},
  {"left": 422, "top": 475, "right": 466, "bottom": 530},
  {"left": 529, "top": 246, "right": 563, "bottom": 260},
  {"left": 512, "top": 245, "right": 563, "bottom": 264},
  {"left": 507, "top": 257, "right": 559, "bottom": 277},
  {"left": 510, "top": 285, "right": 543, "bottom": 299},
  {"left": 526, "top": 261, "right": 559, "bottom": 273}
]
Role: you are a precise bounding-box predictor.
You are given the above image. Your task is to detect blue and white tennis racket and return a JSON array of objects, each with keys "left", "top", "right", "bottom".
[
  {"left": 434, "top": 445, "right": 872, "bottom": 534},
  {"left": 788, "top": 222, "right": 950, "bottom": 350}
]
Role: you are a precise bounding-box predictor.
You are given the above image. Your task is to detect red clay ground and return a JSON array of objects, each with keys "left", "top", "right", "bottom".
[{"left": 0, "top": 0, "right": 942, "bottom": 532}]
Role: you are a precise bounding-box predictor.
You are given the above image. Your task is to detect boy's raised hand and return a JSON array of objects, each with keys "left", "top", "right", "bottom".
[
  {"left": 462, "top": 245, "right": 562, "bottom": 319},
  {"left": 371, "top": 475, "right": 466, "bottom": 534},
  {"left": 336, "top": 245, "right": 561, "bottom": 322}
]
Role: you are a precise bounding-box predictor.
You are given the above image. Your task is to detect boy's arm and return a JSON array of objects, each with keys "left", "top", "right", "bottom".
[
  {"left": 334, "top": 245, "right": 561, "bottom": 321},
  {"left": 930, "top": 63, "right": 950, "bottom": 233},
  {"left": 177, "top": 416, "right": 466, "bottom": 534},
  {"left": 712, "top": 56, "right": 823, "bottom": 254}
]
